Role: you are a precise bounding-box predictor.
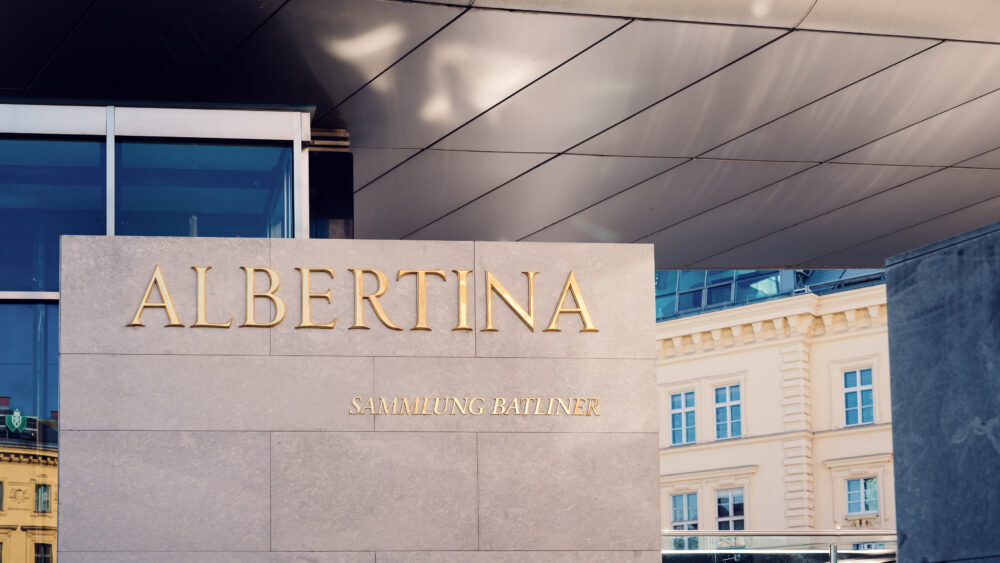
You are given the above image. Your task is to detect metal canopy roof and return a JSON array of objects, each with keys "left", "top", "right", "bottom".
[{"left": 3, "top": 0, "right": 1000, "bottom": 268}]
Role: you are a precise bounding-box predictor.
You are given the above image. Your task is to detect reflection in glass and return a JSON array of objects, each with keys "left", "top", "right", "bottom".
[
  {"left": 0, "top": 303, "right": 58, "bottom": 427},
  {"left": 115, "top": 141, "right": 293, "bottom": 237},
  {"left": 0, "top": 138, "right": 106, "bottom": 291},
  {"left": 0, "top": 302, "right": 59, "bottom": 557}
]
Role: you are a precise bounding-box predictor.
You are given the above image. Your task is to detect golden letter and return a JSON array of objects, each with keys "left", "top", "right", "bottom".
[
  {"left": 453, "top": 269, "right": 472, "bottom": 331},
  {"left": 350, "top": 397, "right": 363, "bottom": 414},
  {"left": 397, "top": 269, "right": 447, "bottom": 330},
  {"left": 128, "top": 264, "right": 183, "bottom": 327},
  {"left": 296, "top": 267, "right": 337, "bottom": 329},
  {"left": 348, "top": 268, "right": 402, "bottom": 330},
  {"left": 572, "top": 398, "right": 587, "bottom": 416},
  {"left": 191, "top": 266, "right": 232, "bottom": 328},
  {"left": 241, "top": 267, "right": 286, "bottom": 327},
  {"left": 544, "top": 271, "right": 598, "bottom": 332},
  {"left": 470, "top": 397, "right": 485, "bottom": 415},
  {"left": 492, "top": 397, "right": 506, "bottom": 415},
  {"left": 483, "top": 271, "right": 537, "bottom": 331},
  {"left": 587, "top": 398, "right": 600, "bottom": 416}
]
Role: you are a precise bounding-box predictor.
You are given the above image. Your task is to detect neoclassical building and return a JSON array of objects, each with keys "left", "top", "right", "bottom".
[{"left": 656, "top": 282, "right": 893, "bottom": 533}]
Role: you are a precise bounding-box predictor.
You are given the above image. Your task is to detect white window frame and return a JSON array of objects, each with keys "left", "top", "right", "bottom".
[
  {"left": 715, "top": 487, "right": 746, "bottom": 531},
  {"left": 828, "top": 355, "right": 882, "bottom": 429},
  {"left": 714, "top": 383, "right": 742, "bottom": 440},
  {"left": 671, "top": 492, "right": 698, "bottom": 530},
  {"left": 843, "top": 367, "right": 875, "bottom": 426},
  {"left": 669, "top": 390, "right": 696, "bottom": 446},
  {"left": 824, "top": 453, "right": 892, "bottom": 528},
  {"left": 846, "top": 476, "right": 879, "bottom": 516}
]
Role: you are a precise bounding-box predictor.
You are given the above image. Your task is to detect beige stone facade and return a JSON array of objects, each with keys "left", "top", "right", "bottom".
[{"left": 657, "top": 285, "right": 894, "bottom": 532}]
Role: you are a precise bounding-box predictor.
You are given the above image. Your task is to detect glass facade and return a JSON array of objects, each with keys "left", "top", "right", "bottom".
[
  {"left": 0, "top": 138, "right": 106, "bottom": 292},
  {"left": 656, "top": 270, "right": 783, "bottom": 321},
  {"left": 656, "top": 269, "right": 886, "bottom": 322},
  {"left": 116, "top": 141, "right": 293, "bottom": 238}
]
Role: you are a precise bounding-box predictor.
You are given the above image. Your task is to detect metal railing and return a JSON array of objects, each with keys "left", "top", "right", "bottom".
[{"left": 662, "top": 529, "right": 896, "bottom": 562}]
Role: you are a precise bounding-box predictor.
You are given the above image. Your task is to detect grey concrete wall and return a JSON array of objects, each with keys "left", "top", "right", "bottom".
[
  {"left": 58, "top": 236, "right": 659, "bottom": 562},
  {"left": 886, "top": 221, "right": 1000, "bottom": 563}
]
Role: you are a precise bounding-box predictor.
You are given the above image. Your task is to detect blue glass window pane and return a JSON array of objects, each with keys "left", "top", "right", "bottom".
[
  {"left": 731, "top": 405, "right": 741, "bottom": 421},
  {"left": 116, "top": 141, "right": 293, "bottom": 238},
  {"left": 715, "top": 388, "right": 726, "bottom": 403},
  {"left": 655, "top": 271, "right": 677, "bottom": 295},
  {"left": 847, "top": 479, "right": 860, "bottom": 492},
  {"left": 716, "top": 423, "right": 727, "bottom": 438},
  {"left": 716, "top": 407, "right": 726, "bottom": 423},
  {"left": 861, "top": 389, "right": 873, "bottom": 407},
  {"left": 0, "top": 303, "right": 59, "bottom": 446},
  {"left": 685, "top": 411, "right": 695, "bottom": 426},
  {"left": 671, "top": 394, "right": 681, "bottom": 409},
  {"left": 671, "top": 413, "right": 682, "bottom": 427},
  {"left": 0, "top": 139, "right": 106, "bottom": 291},
  {"left": 685, "top": 427, "right": 695, "bottom": 443},
  {"left": 844, "top": 371, "right": 857, "bottom": 388},
  {"left": 717, "top": 499, "right": 729, "bottom": 517},
  {"left": 735, "top": 273, "right": 779, "bottom": 302},
  {"left": 684, "top": 392, "right": 695, "bottom": 408},
  {"left": 718, "top": 521, "right": 730, "bottom": 531},
  {"left": 678, "top": 290, "right": 701, "bottom": 310},
  {"left": 678, "top": 270, "right": 705, "bottom": 291},
  {"left": 656, "top": 294, "right": 676, "bottom": 320},
  {"left": 706, "top": 284, "right": 732, "bottom": 306},
  {"left": 688, "top": 493, "right": 697, "bottom": 516},
  {"left": 731, "top": 421, "right": 741, "bottom": 437},
  {"left": 848, "top": 500, "right": 861, "bottom": 513},
  {"left": 733, "top": 520, "right": 744, "bottom": 531},
  {"left": 860, "top": 369, "right": 872, "bottom": 386},
  {"left": 845, "top": 392, "right": 858, "bottom": 409},
  {"left": 672, "top": 495, "right": 683, "bottom": 509},
  {"left": 672, "top": 430, "right": 682, "bottom": 444},
  {"left": 846, "top": 409, "right": 858, "bottom": 425},
  {"left": 705, "top": 270, "right": 734, "bottom": 285},
  {"left": 730, "top": 385, "right": 740, "bottom": 401},
  {"left": 862, "top": 406, "right": 874, "bottom": 422}
]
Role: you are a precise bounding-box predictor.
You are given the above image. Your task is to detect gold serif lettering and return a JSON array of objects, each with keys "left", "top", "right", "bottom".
[
  {"left": 241, "top": 266, "right": 286, "bottom": 327},
  {"left": 296, "top": 267, "right": 337, "bottom": 329},
  {"left": 192, "top": 266, "right": 232, "bottom": 328},
  {"left": 397, "top": 269, "right": 447, "bottom": 330},
  {"left": 483, "top": 271, "right": 537, "bottom": 331},
  {"left": 544, "top": 271, "right": 598, "bottom": 332},
  {"left": 128, "top": 264, "right": 184, "bottom": 327},
  {"left": 348, "top": 268, "right": 402, "bottom": 330}
]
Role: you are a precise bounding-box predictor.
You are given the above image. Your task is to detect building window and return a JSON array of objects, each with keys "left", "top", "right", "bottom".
[
  {"left": 714, "top": 384, "right": 741, "bottom": 439},
  {"left": 115, "top": 140, "right": 294, "bottom": 238},
  {"left": 670, "top": 391, "right": 695, "bottom": 445},
  {"left": 34, "top": 484, "right": 50, "bottom": 513},
  {"left": 671, "top": 492, "right": 698, "bottom": 550},
  {"left": 844, "top": 368, "right": 874, "bottom": 425},
  {"left": 716, "top": 488, "right": 745, "bottom": 530},
  {"left": 34, "top": 543, "right": 52, "bottom": 563},
  {"left": 847, "top": 477, "right": 878, "bottom": 515}
]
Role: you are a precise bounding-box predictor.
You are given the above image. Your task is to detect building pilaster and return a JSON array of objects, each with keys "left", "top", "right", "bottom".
[{"left": 779, "top": 324, "right": 815, "bottom": 529}]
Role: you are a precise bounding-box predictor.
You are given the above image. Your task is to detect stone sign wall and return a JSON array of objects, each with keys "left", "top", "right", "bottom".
[{"left": 58, "top": 236, "right": 660, "bottom": 562}]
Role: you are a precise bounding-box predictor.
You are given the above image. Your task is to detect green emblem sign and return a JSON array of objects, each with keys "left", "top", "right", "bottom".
[{"left": 5, "top": 409, "right": 26, "bottom": 433}]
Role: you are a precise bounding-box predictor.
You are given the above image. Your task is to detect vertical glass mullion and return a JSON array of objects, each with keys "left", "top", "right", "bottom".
[{"left": 106, "top": 106, "right": 115, "bottom": 236}]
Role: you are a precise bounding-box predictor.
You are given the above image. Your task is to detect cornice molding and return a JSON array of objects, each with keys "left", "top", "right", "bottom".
[{"left": 656, "top": 286, "right": 887, "bottom": 359}]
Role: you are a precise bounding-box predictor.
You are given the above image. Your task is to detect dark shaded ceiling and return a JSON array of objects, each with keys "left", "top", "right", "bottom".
[{"left": 4, "top": 0, "right": 1000, "bottom": 268}]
